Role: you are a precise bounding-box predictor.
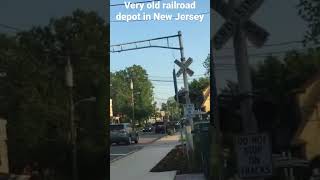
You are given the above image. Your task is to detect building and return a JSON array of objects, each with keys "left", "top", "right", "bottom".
[
  {"left": 110, "top": 99, "right": 120, "bottom": 124},
  {"left": 0, "top": 118, "right": 9, "bottom": 174},
  {"left": 201, "top": 86, "right": 210, "bottom": 113},
  {"left": 110, "top": 99, "right": 113, "bottom": 118},
  {"left": 291, "top": 71, "right": 320, "bottom": 160}
]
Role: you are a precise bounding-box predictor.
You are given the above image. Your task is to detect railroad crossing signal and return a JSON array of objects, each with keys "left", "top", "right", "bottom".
[
  {"left": 175, "top": 57, "right": 194, "bottom": 77},
  {"left": 213, "top": 0, "right": 269, "bottom": 49}
]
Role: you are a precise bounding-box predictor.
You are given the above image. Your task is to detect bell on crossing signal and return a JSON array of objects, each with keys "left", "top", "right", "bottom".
[{"left": 174, "top": 88, "right": 187, "bottom": 104}]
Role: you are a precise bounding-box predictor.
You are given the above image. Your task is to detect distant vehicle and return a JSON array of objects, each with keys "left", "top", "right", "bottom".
[
  {"left": 174, "top": 121, "right": 181, "bottom": 129},
  {"left": 110, "top": 123, "right": 139, "bottom": 145},
  {"left": 142, "top": 125, "right": 153, "bottom": 132},
  {"left": 154, "top": 121, "right": 166, "bottom": 134}
]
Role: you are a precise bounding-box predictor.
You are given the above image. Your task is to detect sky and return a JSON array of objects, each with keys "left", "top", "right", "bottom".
[
  {"left": 110, "top": 0, "right": 210, "bottom": 107},
  {"left": 0, "top": 0, "right": 310, "bottom": 105}
]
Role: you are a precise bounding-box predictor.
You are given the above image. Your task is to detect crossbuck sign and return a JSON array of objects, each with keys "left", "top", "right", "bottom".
[
  {"left": 174, "top": 58, "right": 194, "bottom": 77},
  {"left": 213, "top": 0, "right": 269, "bottom": 49}
]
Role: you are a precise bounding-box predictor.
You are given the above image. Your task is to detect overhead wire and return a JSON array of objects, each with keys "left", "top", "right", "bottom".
[
  {"left": 1, "top": 23, "right": 313, "bottom": 59},
  {"left": 214, "top": 46, "right": 320, "bottom": 59},
  {"left": 217, "top": 40, "right": 303, "bottom": 51},
  {"left": 2, "top": 23, "right": 319, "bottom": 67},
  {"left": 0, "top": 23, "right": 24, "bottom": 32}
]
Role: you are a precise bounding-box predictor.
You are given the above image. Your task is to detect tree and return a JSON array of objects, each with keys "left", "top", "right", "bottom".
[
  {"left": 0, "top": 9, "right": 107, "bottom": 180},
  {"left": 298, "top": 0, "right": 320, "bottom": 44},
  {"left": 166, "top": 97, "right": 181, "bottom": 121},
  {"left": 203, "top": 54, "right": 210, "bottom": 76},
  {"left": 111, "top": 65, "right": 154, "bottom": 125},
  {"left": 219, "top": 49, "right": 320, "bottom": 151},
  {"left": 189, "top": 77, "right": 210, "bottom": 110}
]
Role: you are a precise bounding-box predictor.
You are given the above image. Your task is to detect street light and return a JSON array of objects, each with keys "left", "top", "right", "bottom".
[
  {"left": 65, "top": 57, "right": 77, "bottom": 180},
  {"left": 130, "top": 79, "right": 134, "bottom": 127},
  {"left": 130, "top": 79, "right": 142, "bottom": 129},
  {"left": 65, "top": 57, "right": 96, "bottom": 180}
]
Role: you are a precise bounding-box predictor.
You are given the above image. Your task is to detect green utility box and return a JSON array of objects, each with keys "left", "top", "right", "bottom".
[{"left": 192, "top": 121, "right": 210, "bottom": 177}]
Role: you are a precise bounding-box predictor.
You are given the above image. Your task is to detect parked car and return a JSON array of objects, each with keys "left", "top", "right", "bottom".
[
  {"left": 110, "top": 123, "right": 139, "bottom": 145},
  {"left": 154, "top": 121, "right": 166, "bottom": 134},
  {"left": 142, "top": 124, "right": 153, "bottom": 132}
]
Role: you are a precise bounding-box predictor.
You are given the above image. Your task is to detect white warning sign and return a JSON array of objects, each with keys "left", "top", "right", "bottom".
[{"left": 235, "top": 133, "right": 273, "bottom": 178}]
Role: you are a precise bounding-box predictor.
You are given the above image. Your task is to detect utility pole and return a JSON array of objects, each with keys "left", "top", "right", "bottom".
[
  {"left": 173, "top": 69, "right": 184, "bottom": 148},
  {"left": 210, "top": 53, "right": 223, "bottom": 180},
  {"left": 130, "top": 78, "right": 135, "bottom": 130},
  {"left": 213, "top": 0, "right": 271, "bottom": 179},
  {"left": 231, "top": 0, "right": 258, "bottom": 133},
  {"left": 110, "top": 30, "right": 195, "bottom": 151},
  {"left": 177, "top": 31, "right": 194, "bottom": 160},
  {"left": 65, "top": 57, "right": 78, "bottom": 180},
  {"left": 230, "top": 1, "right": 261, "bottom": 180}
]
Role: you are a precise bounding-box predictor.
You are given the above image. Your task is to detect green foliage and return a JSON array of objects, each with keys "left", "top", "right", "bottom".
[
  {"left": 0, "top": 10, "right": 107, "bottom": 179},
  {"left": 298, "top": 0, "right": 320, "bottom": 44},
  {"left": 252, "top": 50, "right": 320, "bottom": 98},
  {"left": 220, "top": 49, "right": 320, "bottom": 134},
  {"left": 162, "top": 97, "right": 181, "bottom": 121},
  {"left": 111, "top": 65, "right": 154, "bottom": 125},
  {"left": 189, "top": 77, "right": 209, "bottom": 109},
  {"left": 203, "top": 54, "right": 210, "bottom": 76}
]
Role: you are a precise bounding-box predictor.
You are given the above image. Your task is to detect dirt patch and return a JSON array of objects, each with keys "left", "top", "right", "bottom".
[{"left": 150, "top": 144, "right": 202, "bottom": 174}]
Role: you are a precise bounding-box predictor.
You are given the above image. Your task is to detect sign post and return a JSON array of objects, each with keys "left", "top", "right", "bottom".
[
  {"left": 175, "top": 31, "right": 195, "bottom": 167},
  {"left": 213, "top": 0, "right": 271, "bottom": 179}
]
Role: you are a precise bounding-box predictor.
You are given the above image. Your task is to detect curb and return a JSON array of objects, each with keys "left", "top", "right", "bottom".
[
  {"left": 148, "top": 134, "right": 167, "bottom": 144},
  {"left": 110, "top": 134, "right": 167, "bottom": 164},
  {"left": 110, "top": 147, "right": 142, "bottom": 163}
]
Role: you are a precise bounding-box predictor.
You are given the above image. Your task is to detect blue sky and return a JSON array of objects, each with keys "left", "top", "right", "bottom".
[{"left": 110, "top": 0, "right": 210, "bottom": 106}]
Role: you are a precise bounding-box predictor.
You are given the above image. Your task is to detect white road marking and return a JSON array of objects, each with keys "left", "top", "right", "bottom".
[{"left": 110, "top": 153, "right": 128, "bottom": 156}]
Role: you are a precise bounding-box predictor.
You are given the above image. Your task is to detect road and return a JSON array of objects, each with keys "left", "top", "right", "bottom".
[{"left": 110, "top": 133, "right": 165, "bottom": 162}]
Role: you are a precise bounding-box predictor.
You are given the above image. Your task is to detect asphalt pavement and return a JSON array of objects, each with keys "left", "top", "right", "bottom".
[{"left": 110, "top": 132, "right": 165, "bottom": 162}]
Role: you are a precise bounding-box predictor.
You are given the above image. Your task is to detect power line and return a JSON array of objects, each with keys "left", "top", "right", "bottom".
[
  {"left": 150, "top": 79, "right": 174, "bottom": 82},
  {"left": 110, "top": 0, "right": 161, "bottom": 7},
  {"left": 150, "top": 76, "right": 209, "bottom": 83},
  {"left": 0, "top": 23, "right": 24, "bottom": 32},
  {"left": 148, "top": 74, "right": 206, "bottom": 79},
  {"left": 1, "top": 22, "right": 318, "bottom": 61},
  {"left": 217, "top": 40, "right": 303, "bottom": 51},
  {"left": 214, "top": 46, "right": 320, "bottom": 59},
  {"left": 154, "top": 97, "right": 170, "bottom": 101}
]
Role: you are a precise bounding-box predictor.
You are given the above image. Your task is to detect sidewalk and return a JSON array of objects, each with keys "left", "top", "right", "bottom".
[
  {"left": 110, "top": 134, "right": 180, "bottom": 180},
  {"left": 138, "top": 133, "right": 165, "bottom": 144}
]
